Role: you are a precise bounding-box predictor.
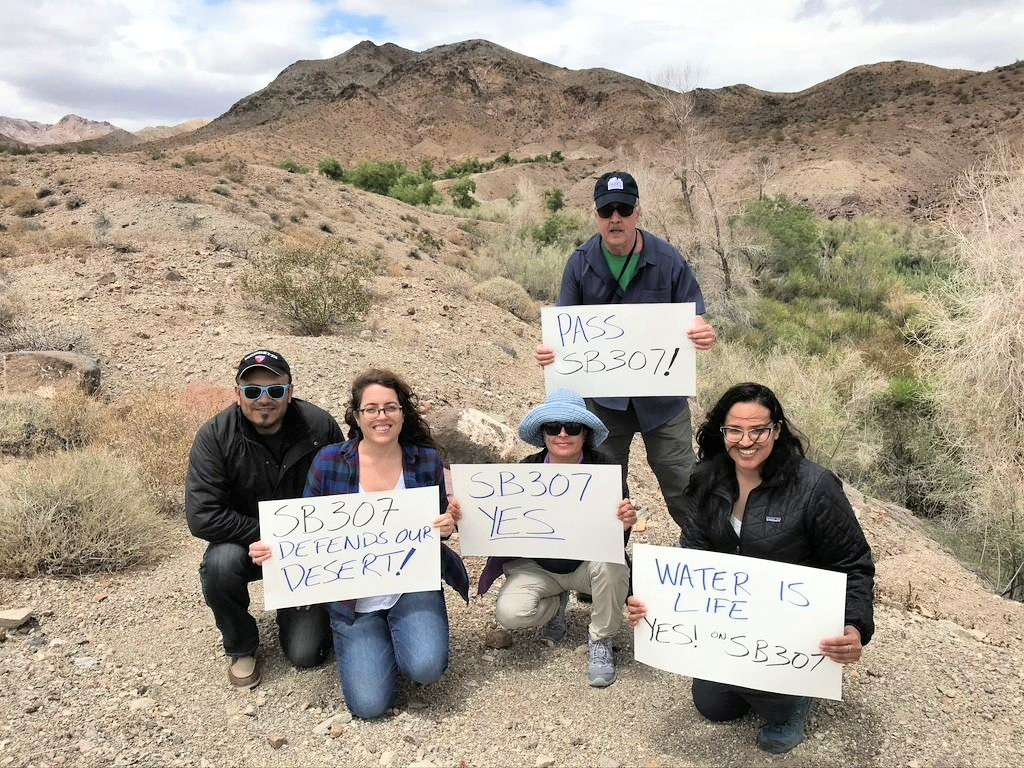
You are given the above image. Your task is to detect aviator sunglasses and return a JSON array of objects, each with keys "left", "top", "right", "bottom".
[
  {"left": 239, "top": 384, "right": 291, "bottom": 401},
  {"left": 596, "top": 202, "right": 635, "bottom": 219},
  {"left": 541, "top": 422, "right": 586, "bottom": 437}
]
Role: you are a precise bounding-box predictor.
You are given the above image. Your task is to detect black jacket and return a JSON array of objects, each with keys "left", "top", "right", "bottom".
[
  {"left": 186, "top": 399, "right": 343, "bottom": 546},
  {"left": 681, "top": 456, "right": 875, "bottom": 644}
]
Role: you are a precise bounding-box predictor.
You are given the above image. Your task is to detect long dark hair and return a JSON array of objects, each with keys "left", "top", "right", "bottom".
[
  {"left": 344, "top": 368, "right": 436, "bottom": 448},
  {"left": 691, "top": 383, "right": 807, "bottom": 499}
]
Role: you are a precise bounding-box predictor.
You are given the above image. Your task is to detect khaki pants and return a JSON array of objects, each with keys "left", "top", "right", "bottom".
[{"left": 495, "top": 558, "right": 630, "bottom": 642}]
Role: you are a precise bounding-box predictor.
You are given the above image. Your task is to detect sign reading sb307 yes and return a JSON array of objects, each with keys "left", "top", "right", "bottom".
[{"left": 541, "top": 303, "right": 697, "bottom": 398}]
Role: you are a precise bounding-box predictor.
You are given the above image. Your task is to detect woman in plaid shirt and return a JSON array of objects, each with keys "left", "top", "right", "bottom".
[{"left": 252, "top": 369, "right": 468, "bottom": 718}]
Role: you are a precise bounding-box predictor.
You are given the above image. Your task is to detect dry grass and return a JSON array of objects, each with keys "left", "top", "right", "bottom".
[
  {"left": 99, "top": 393, "right": 225, "bottom": 516},
  {"left": 0, "top": 447, "right": 164, "bottom": 577},
  {"left": 0, "top": 391, "right": 104, "bottom": 455},
  {"left": 917, "top": 139, "right": 1024, "bottom": 597}
]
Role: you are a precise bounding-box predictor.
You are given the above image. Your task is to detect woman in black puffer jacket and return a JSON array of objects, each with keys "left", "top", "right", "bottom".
[{"left": 627, "top": 382, "right": 874, "bottom": 755}]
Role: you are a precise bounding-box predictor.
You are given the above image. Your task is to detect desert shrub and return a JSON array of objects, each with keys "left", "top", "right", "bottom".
[
  {"left": 65, "top": 194, "right": 85, "bottom": 210},
  {"left": 471, "top": 276, "right": 539, "bottom": 322},
  {"left": 222, "top": 157, "right": 247, "bottom": 183},
  {"left": 549, "top": 150, "right": 564, "bottom": 163},
  {"left": 182, "top": 152, "right": 208, "bottom": 166},
  {"left": 441, "top": 157, "right": 493, "bottom": 178},
  {"left": 346, "top": 161, "right": 405, "bottom": 194},
  {"left": 211, "top": 185, "right": 231, "bottom": 197},
  {"left": 544, "top": 188, "right": 565, "bottom": 213},
  {"left": 100, "top": 393, "right": 224, "bottom": 516},
  {"left": 318, "top": 157, "right": 345, "bottom": 181},
  {"left": 0, "top": 294, "right": 93, "bottom": 354},
  {"left": 0, "top": 391, "right": 102, "bottom": 455},
  {"left": 917, "top": 141, "right": 1024, "bottom": 598},
  {"left": 390, "top": 178, "right": 442, "bottom": 206},
  {"left": 439, "top": 267, "right": 474, "bottom": 297},
  {"left": 0, "top": 447, "right": 163, "bottom": 576},
  {"left": 174, "top": 194, "right": 198, "bottom": 204},
  {"left": 240, "top": 240, "right": 372, "bottom": 335},
  {"left": 450, "top": 177, "right": 477, "bottom": 208},
  {"left": 13, "top": 198, "right": 42, "bottom": 217},
  {"left": 35, "top": 188, "right": 53, "bottom": 199},
  {"left": 279, "top": 159, "right": 309, "bottom": 174}
]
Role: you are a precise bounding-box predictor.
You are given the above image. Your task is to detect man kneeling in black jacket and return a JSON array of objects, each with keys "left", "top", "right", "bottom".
[{"left": 186, "top": 350, "right": 342, "bottom": 688}]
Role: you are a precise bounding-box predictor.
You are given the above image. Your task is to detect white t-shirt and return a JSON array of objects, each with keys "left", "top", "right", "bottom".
[
  {"left": 353, "top": 473, "right": 406, "bottom": 614},
  {"left": 730, "top": 514, "right": 742, "bottom": 537}
]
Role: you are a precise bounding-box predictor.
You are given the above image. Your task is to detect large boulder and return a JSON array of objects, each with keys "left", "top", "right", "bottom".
[
  {"left": 431, "top": 407, "right": 521, "bottom": 465},
  {"left": 2, "top": 351, "right": 100, "bottom": 397}
]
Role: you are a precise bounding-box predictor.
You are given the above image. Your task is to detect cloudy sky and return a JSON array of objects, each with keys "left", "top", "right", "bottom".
[{"left": 1, "top": 0, "right": 1020, "bottom": 132}]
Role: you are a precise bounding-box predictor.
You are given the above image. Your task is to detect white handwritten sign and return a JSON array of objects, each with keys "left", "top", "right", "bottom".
[
  {"left": 541, "top": 303, "right": 696, "bottom": 398},
  {"left": 450, "top": 464, "right": 625, "bottom": 564},
  {"left": 632, "top": 544, "right": 847, "bottom": 700},
  {"left": 257, "top": 486, "right": 441, "bottom": 610}
]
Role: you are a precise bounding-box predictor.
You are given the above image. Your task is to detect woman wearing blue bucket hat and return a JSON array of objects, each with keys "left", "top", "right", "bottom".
[{"left": 451, "top": 389, "right": 636, "bottom": 687}]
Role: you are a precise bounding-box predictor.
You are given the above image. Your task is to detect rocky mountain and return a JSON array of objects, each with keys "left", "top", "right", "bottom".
[
  {"left": 180, "top": 41, "right": 1024, "bottom": 216},
  {"left": 134, "top": 119, "right": 209, "bottom": 143},
  {"left": 0, "top": 114, "right": 133, "bottom": 147}
]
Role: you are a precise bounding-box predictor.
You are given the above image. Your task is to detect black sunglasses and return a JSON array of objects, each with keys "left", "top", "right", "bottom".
[
  {"left": 239, "top": 384, "right": 290, "bottom": 401},
  {"left": 541, "top": 422, "right": 586, "bottom": 437},
  {"left": 596, "top": 202, "right": 635, "bottom": 219}
]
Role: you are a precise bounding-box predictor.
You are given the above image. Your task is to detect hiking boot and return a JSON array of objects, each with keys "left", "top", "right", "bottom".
[
  {"left": 227, "top": 655, "right": 261, "bottom": 689},
  {"left": 587, "top": 638, "right": 616, "bottom": 687},
  {"left": 540, "top": 591, "right": 569, "bottom": 642},
  {"left": 757, "top": 696, "right": 812, "bottom": 754}
]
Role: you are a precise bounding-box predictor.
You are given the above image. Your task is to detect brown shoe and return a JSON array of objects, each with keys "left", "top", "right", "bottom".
[{"left": 228, "top": 655, "right": 261, "bottom": 688}]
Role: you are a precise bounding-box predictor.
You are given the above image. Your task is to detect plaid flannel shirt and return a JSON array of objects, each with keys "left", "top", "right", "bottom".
[{"left": 303, "top": 438, "right": 469, "bottom": 620}]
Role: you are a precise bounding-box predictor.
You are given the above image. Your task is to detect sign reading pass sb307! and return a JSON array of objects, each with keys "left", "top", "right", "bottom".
[{"left": 541, "top": 303, "right": 697, "bottom": 398}]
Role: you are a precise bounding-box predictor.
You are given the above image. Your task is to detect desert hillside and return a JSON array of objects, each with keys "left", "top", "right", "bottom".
[{"left": 1, "top": 38, "right": 1024, "bottom": 768}]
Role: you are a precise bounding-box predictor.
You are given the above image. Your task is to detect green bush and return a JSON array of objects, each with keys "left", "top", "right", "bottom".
[
  {"left": 450, "top": 178, "right": 478, "bottom": 208},
  {"left": 279, "top": 159, "right": 309, "bottom": 174},
  {"left": 544, "top": 188, "right": 565, "bottom": 213},
  {"left": 0, "top": 447, "right": 163, "bottom": 577},
  {"left": 318, "top": 157, "right": 345, "bottom": 181},
  {"left": 241, "top": 241, "right": 372, "bottom": 335}
]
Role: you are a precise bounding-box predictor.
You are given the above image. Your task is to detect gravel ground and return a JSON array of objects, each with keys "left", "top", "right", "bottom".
[{"left": 2, "top": 502, "right": 1023, "bottom": 768}]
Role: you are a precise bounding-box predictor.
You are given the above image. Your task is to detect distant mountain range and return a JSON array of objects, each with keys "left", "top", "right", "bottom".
[{"left": 0, "top": 114, "right": 207, "bottom": 148}]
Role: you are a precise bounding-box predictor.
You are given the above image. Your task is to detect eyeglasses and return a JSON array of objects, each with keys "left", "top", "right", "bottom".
[
  {"left": 541, "top": 422, "right": 586, "bottom": 437},
  {"left": 239, "top": 384, "right": 290, "bottom": 401},
  {"left": 358, "top": 404, "right": 403, "bottom": 416},
  {"left": 720, "top": 424, "right": 777, "bottom": 444},
  {"left": 596, "top": 202, "right": 636, "bottom": 219}
]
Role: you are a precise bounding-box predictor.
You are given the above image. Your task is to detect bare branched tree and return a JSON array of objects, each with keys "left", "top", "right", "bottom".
[{"left": 645, "top": 67, "right": 734, "bottom": 294}]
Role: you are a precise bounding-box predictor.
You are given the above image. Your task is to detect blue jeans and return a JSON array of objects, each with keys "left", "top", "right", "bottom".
[
  {"left": 199, "top": 542, "right": 330, "bottom": 666},
  {"left": 327, "top": 590, "right": 449, "bottom": 719}
]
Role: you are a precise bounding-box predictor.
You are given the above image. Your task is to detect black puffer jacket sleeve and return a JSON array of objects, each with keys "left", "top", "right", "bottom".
[
  {"left": 805, "top": 470, "right": 876, "bottom": 645},
  {"left": 185, "top": 422, "right": 260, "bottom": 546}
]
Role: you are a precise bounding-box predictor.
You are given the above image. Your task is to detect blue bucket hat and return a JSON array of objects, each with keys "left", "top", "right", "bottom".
[{"left": 518, "top": 389, "right": 609, "bottom": 449}]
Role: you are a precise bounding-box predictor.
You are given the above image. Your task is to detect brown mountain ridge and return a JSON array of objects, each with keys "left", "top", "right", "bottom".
[{"left": 164, "top": 40, "right": 1024, "bottom": 216}]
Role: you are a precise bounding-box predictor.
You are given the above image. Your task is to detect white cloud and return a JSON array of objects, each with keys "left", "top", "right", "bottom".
[{"left": 0, "top": 0, "right": 1021, "bottom": 131}]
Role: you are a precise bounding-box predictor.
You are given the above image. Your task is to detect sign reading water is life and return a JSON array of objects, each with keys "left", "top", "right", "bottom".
[
  {"left": 541, "top": 303, "right": 696, "bottom": 398},
  {"left": 257, "top": 486, "right": 441, "bottom": 610},
  {"left": 450, "top": 463, "right": 625, "bottom": 564},
  {"left": 632, "top": 544, "right": 847, "bottom": 700}
]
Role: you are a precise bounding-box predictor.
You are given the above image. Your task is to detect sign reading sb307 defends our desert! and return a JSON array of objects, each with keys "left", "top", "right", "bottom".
[
  {"left": 257, "top": 486, "right": 441, "bottom": 611},
  {"left": 632, "top": 544, "right": 847, "bottom": 700},
  {"left": 541, "top": 303, "right": 697, "bottom": 399}
]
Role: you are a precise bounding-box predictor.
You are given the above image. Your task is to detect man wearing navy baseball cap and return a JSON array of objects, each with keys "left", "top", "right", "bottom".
[
  {"left": 186, "top": 349, "right": 343, "bottom": 688},
  {"left": 536, "top": 170, "right": 717, "bottom": 535}
]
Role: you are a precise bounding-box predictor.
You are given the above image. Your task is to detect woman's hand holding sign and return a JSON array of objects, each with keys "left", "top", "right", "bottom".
[{"left": 249, "top": 540, "right": 272, "bottom": 565}]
